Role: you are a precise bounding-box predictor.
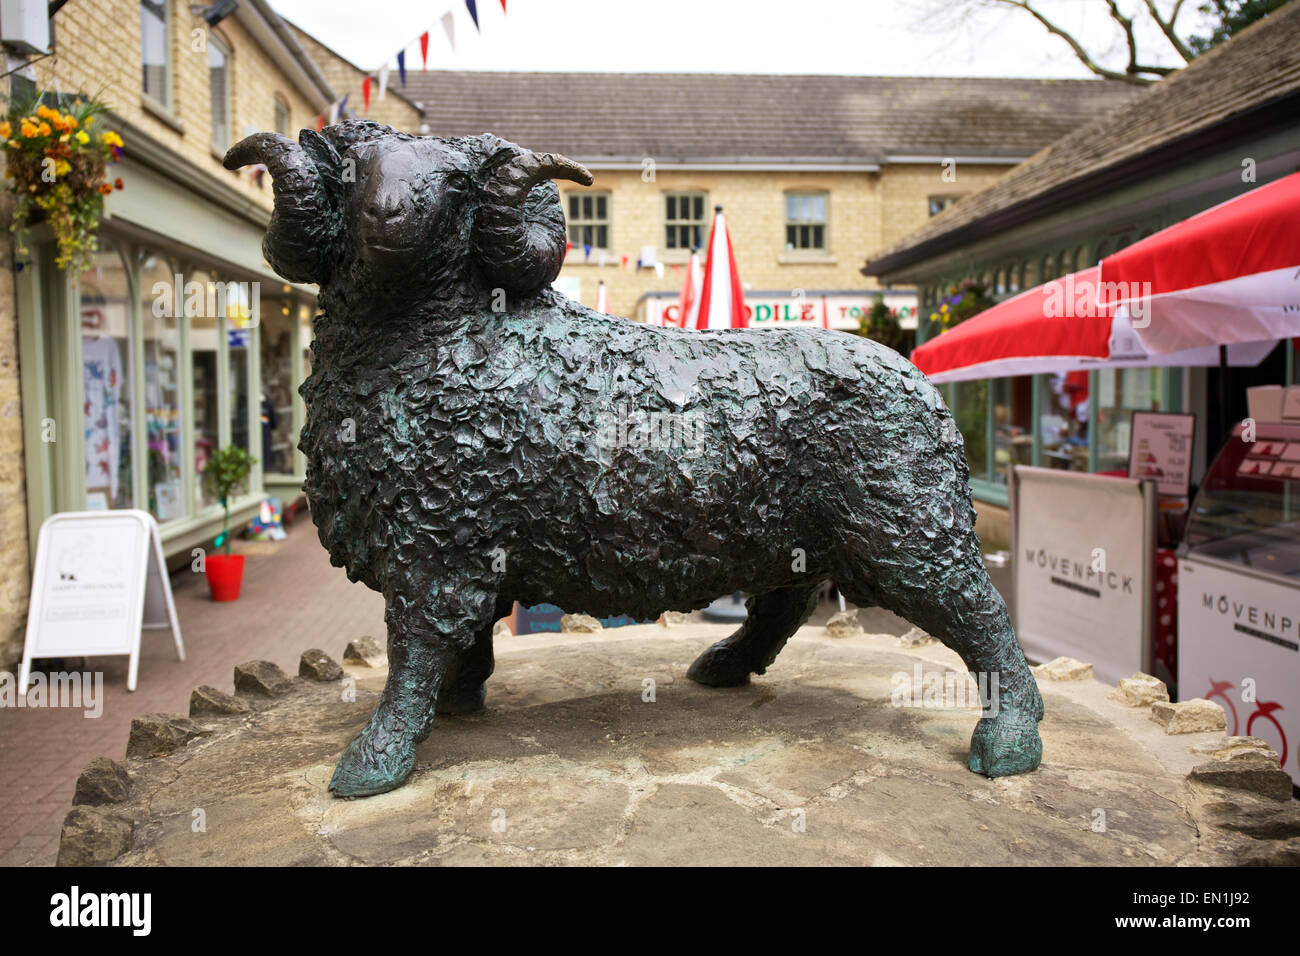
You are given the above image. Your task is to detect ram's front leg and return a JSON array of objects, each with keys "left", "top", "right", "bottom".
[{"left": 330, "top": 581, "right": 497, "bottom": 798}]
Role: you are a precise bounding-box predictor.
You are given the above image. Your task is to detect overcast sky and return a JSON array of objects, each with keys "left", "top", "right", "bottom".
[{"left": 270, "top": 0, "right": 1207, "bottom": 78}]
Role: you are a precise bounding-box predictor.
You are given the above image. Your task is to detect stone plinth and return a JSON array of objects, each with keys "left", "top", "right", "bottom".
[{"left": 60, "top": 624, "right": 1298, "bottom": 866}]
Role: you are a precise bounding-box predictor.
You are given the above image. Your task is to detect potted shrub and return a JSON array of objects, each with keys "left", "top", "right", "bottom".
[
  {"left": 201, "top": 446, "right": 257, "bottom": 602},
  {"left": 4, "top": 92, "right": 125, "bottom": 272}
]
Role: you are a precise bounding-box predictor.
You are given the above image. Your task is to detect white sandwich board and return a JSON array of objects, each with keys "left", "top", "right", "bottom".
[{"left": 20, "top": 510, "right": 184, "bottom": 693}]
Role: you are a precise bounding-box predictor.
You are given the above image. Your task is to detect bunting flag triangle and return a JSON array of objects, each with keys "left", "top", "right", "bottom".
[
  {"left": 378, "top": 64, "right": 389, "bottom": 100},
  {"left": 338, "top": 93, "right": 349, "bottom": 119},
  {"left": 466, "top": 0, "right": 480, "bottom": 31},
  {"left": 442, "top": 11, "right": 456, "bottom": 50},
  {"left": 396, "top": 49, "right": 406, "bottom": 86},
  {"left": 316, "top": 113, "right": 324, "bottom": 131},
  {"left": 500, "top": 0, "right": 507, "bottom": 10},
  {"left": 420, "top": 31, "right": 430, "bottom": 69},
  {"left": 362, "top": 76, "right": 371, "bottom": 112}
]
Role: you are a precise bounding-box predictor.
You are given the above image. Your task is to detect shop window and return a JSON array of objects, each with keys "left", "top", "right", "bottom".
[
  {"left": 785, "top": 192, "right": 827, "bottom": 251},
  {"left": 260, "top": 296, "right": 297, "bottom": 475},
  {"left": 1096, "top": 368, "right": 1167, "bottom": 473},
  {"left": 79, "top": 243, "right": 134, "bottom": 511},
  {"left": 928, "top": 195, "right": 960, "bottom": 217},
  {"left": 190, "top": 272, "right": 221, "bottom": 509},
  {"left": 954, "top": 379, "right": 990, "bottom": 482},
  {"left": 141, "top": 255, "right": 185, "bottom": 522},
  {"left": 566, "top": 192, "right": 609, "bottom": 250},
  {"left": 1040, "top": 253, "right": 1057, "bottom": 284},
  {"left": 1039, "top": 373, "right": 1090, "bottom": 472},
  {"left": 665, "top": 192, "right": 706, "bottom": 251},
  {"left": 224, "top": 281, "right": 254, "bottom": 455},
  {"left": 273, "top": 95, "right": 290, "bottom": 137},
  {"left": 140, "top": 0, "right": 170, "bottom": 108},
  {"left": 993, "top": 377, "right": 1034, "bottom": 484},
  {"left": 209, "top": 35, "right": 232, "bottom": 154},
  {"left": 1094, "top": 240, "right": 1111, "bottom": 265}
]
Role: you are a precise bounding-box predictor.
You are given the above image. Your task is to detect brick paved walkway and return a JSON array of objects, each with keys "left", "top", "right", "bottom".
[{"left": 0, "top": 524, "right": 386, "bottom": 866}]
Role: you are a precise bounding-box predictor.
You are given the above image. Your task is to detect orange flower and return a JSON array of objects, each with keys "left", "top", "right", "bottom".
[
  {"left": 98, "top": 182, "right": 113, "bottom": 195},
  {"left": 114, "top": 178, "right": 123, "bottom": 190},
  {"left": 0, "top": 121, "right": 10, "bottom": 139},
  {"left": 37, "top": 122, "right": 51, "bottom": 136}
]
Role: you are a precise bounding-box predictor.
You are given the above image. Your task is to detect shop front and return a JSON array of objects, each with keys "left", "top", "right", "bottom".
[{"left": 15, "top": 143, "right": 316, "bottom": 566}]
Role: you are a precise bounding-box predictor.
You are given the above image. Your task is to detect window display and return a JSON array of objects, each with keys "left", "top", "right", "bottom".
[
  {"left": 993, "top": 376, "right": 1033, "bottom": 483},
  {"left": 1039, "top": 371, "right": 1089, "bottom": 471},
  {"left": 1096, "top": 368, "right": 1168, "bottom": 474},
  {"left": 78, "top": 243, "right": 133, "bottom": 510},
  {"left": 259, "top": 297, "right": 296, "bottom": 475},
  {"left": 191, "top": 270, "right": 220, "bottom": 509},
  {"left": 141, "top": 254, "right": 184, "bottom": 522}
]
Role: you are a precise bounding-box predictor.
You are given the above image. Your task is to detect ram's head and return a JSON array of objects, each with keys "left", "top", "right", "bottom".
[{"left": 223, "top": 121, "right": 593, "bottom": 301}]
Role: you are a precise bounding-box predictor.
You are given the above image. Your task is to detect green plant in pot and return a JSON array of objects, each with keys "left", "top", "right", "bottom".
[{"left": 201, "top": 445, "right": 256, "bottom": 602}]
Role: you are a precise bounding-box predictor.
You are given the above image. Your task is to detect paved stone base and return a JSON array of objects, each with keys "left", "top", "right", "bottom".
[{"left": 61, "top": 625, "right": 1299, "bottom": 866}]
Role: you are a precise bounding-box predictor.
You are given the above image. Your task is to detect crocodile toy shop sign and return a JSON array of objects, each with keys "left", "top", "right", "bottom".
[{"left": 647, "top": 292, "right": 917, "bottom": 331}]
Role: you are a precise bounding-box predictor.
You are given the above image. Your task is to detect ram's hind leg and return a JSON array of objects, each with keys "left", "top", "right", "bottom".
[
  {"left": 855, "top": 549, "right": 1043, "bottom": 778},
  {"left": 687, "top": 584, "right": 822, "bottom": 687},
  {"left": 437, "top": 596, "right": 513, "bottom": 715}
]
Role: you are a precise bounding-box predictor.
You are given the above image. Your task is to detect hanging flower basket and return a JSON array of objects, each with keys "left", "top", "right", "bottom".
[{"left": 4, "top": 95, "right": 125, "bottom": 273}]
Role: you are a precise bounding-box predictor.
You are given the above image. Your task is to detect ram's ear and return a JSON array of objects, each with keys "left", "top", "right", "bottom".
[
  {"left": 223, "top": 130, "right": 343, "bottom": 284},
  {"left": 473, "top": 139, "right": 592, "bottom": 295}
]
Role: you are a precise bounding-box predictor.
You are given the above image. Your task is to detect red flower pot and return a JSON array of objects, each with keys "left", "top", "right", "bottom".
[{"left": 205, "top": 553, "right": 245, "bottom": 602}]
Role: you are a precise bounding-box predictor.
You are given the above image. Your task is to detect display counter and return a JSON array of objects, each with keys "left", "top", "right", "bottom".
[{"left": 1178, "top": 421, "right": 1300, "bottom": 790}]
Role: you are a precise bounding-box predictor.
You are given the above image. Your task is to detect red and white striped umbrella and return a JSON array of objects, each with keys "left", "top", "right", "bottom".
[
  {"left": 911, "top": 173, "right": 1300, "bottom": 382},
  {"left": 673, "top": 249, "right": 703, "bottom": 328},
  {"left": 1105, "top": 171, "right": 1300, "bottom": 354},
  {"left": 695, "top": 206, "right": 748, "bottom": 330},
  {"left": 910, "top": 265, "right": 1274, "bottom": 384}
]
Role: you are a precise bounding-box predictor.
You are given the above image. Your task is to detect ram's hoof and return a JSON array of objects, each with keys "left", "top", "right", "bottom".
[
  {"left": 328, "top": 724, "right": 416, "bottom": 798},
  {"left": 968, "top": 709, "right": 1042, "bottom": 777},
  {"left": 686, "top": 641, "right": 752, "bottom": 687}
]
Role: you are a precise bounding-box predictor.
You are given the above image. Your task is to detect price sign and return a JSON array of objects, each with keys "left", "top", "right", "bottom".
[{"left": 1128, "top": 411, "right": 1196, "bottom": 498}]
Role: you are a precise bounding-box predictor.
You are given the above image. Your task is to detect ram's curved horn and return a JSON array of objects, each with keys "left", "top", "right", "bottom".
[
  {"left": 224, "top": 130, "right": 340, "bottom": 284},
  {"left": 474, "top": 142, "right": 593, "bottom": 295}
]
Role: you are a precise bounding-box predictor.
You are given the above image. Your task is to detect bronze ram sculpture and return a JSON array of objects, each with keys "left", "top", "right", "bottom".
[{"left": 225, "top": 120, "right": 1043, "bottom": 797}]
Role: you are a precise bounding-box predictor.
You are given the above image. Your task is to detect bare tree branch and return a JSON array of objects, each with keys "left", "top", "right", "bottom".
[
  {"left": 989, "top": 0, "right": 1156, "bottom": 84},
  {"left": 1143, "top": 0, "right": 1196, "bottom": 61}
]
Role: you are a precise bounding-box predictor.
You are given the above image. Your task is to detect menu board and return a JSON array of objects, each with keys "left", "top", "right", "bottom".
[
  {"left": 1128, "top": 411, "right": 1195, "bottom": 497},
  {"left": 20, "top": 510, "right": 184, "bottom": 692}
]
